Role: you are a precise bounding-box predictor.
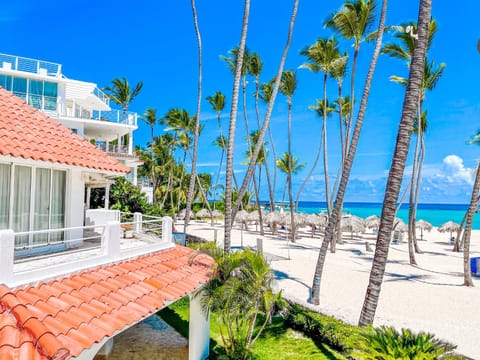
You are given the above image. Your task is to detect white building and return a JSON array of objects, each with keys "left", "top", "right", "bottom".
[{"left": 0, "top": 52, "right": 142, "bottom": 186}]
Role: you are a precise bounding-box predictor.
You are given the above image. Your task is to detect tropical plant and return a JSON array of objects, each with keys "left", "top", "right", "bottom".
[
  {"left": 301, "top": 37, "right": 342, "bottom": 215},
  {"left": 185, "top": 0, "right": 203, "bottom": 233},
  {"left": 310, "top": 0, "right": 388, "bottom": 306},
  {"left": 223, "top": 0, "right": 251, "bottom": 253},
  {"left": 358, "top": 0, "right": 432, "bottom": 326},
  {"left": 351, "top": 326, "right": 459, "bottom": 359},
  {"left": 104, "top": 77, "right": 143, "bottom": 115},
  {"left": 277, "top": 153, "right": 306, "bottom": 225},
  {"left": 142, "top": 108, "right": 158, "bottom": 202},
  {"left": 196, "top": 248, "right": 281, "bottom": 359},
  {"left": 279, "top": 70, "right": 298, "bottom": 240}
]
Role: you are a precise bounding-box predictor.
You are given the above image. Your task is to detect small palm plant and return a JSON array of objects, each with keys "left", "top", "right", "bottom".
[{"left": 351, "top": 326, "right": 461, "bottom": 359}]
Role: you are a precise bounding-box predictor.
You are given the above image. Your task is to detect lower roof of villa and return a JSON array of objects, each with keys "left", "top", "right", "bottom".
[{"left": 0, "top": 246, "right": 214, "bottom": 360}]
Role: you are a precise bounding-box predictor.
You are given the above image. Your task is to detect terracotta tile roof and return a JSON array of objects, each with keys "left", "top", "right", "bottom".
[
  {"left": 0, "top": 246, "right": 214, "bottom": 359},
  {"left": 0, "top": 88, "right": 130, "bottom": 174}
]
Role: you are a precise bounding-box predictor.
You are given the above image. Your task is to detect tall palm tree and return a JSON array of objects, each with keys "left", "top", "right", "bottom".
[
  {"left": 358, "top": 0, "right": 431, "bottom": 326},
  {"left": 143, "top": 108, "right": 157, "bottom": 202},
  {"left": 310, "top": 0, "right": 388, "bottom": 306},
  {"left": 224, "top": 0, "right": 251, "bottom": 253},
  {"left": 277, "top": 153, "right": 306, "bottom": 212},
  {"left": 300, "top": 37, "right": 341, "bottom": 215},
  {"left": 184, "top": 0, "right": 203, "bottom": 231},
  {"left": 280, "top": 70, "right": 298, "bottom": 240},
  {"left": 104, "top": 77, "right": 143, "bottom": 116},
  {"left": 206, "top": 91, "right": 227, "bottom": 203},
  {"left": 228, "top": 0, "right": 300, "bottom": 245},
  {"left": 325, "top": 0, "right": 376, "bottom": 130}
]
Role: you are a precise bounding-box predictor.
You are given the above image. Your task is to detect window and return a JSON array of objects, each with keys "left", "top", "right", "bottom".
[
  {"left": 0, "top": 164, "right": 10, "bottom": 229},
  {"left": 43, "top": 82, "right": 58, "bottom": 110},
  {"left": 28, "top": 80, "right": 43, "bottom": 109},
  {"left": 0, "top": 75, "right": 12, "bottom": 90},
  {"left": 13, "top": 77, "right": 27, "bottom": 100}
]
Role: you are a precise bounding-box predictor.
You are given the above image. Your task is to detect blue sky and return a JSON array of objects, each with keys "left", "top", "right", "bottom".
[{"left": 2, "top": 0, "right": 479, "bottom": 203}]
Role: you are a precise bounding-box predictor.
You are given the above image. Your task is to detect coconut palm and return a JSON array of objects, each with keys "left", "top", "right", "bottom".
[
  {"left": 142, "top": 108, "right": 158, "bottom": 202},
  {"left": 280, "top": 70, "right": 298, "bottom": 241},
  {"left": 300, "top": 37, "right": 341, "bottom": 215},
  {"left": 358, "top": 0, "right": 432, "bottom": 326},
  {"left": 227, "top": 0, "right": 300, "bottom": 249},
  {"left": 104, "top": 77, "right": 143, "bottom": 116},
  {"left": 310, "top": 0, "right": 388, "bottom": 306},
  {"left": 325, "top": 0, "right": 376, "bottom": 127},
  {"left": 224, "top": 0, "right": 251, "bottom": 253}
]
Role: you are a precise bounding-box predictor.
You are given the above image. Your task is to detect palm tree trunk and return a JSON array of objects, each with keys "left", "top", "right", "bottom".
[
  {"left": 295, "top": 133, "right": 323, "bottom": 208},
  {"left": 412, "top": 135, "right": 425, "bottom": 253},
  {"left": 407, "top": 117, "right": 420, "bottom": 265},
  {"left": 322, "top": 72, "right": 331, "bottom": 216},
  {"left": 311, "top": 0, "right": 389, "bottom": 306},
  {"left": 287, "top": 99, "right": 296, "bottom": 242},
  {"left": 453, "top": 211, "right": 468, "bottom": 252},
  {"left": 224, "top": 0, "right": 250, "bottom": 253},
  {"left": 268, "top": 125, "right": 278, "bottom": 210},
  {"left": 184, "top": 0, "right": 202, "bottom": 234},
  {"left": 358, "top": 0, "right": 431, "bottom": 326},
  {"left": 231, "top": 0, "right": 300, "bottom": 221},
  {"left": 463, "top": 164, "right": 480, "bottom": 286}
]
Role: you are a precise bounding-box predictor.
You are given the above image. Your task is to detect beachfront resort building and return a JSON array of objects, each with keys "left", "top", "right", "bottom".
[
  {"left": 0, "top": 88, "right": 212, "bottom": 358},
  {"left": 0, "top": 52, "right": 141, "bottom": 186}
]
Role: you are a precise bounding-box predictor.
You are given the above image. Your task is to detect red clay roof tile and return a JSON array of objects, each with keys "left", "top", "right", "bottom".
[
  {"left": 0, "top": 88, "right": 129, "bottom": 174},
  {"left": 0, "top": 246, "right": 213, "bottom": 359}
]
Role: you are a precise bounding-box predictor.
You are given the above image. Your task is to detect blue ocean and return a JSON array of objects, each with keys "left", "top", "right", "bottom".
[{"left": 296, "top": 201, "right": 479, "bottom": 230}]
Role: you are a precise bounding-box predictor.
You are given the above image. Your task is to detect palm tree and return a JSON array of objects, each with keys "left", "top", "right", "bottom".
[
  {"left": 310, "top": 0, "right": 388, "bottom": 306},
  {"left": 301, "top": 37, "right": 341, "bottom": 215},
  {"left": 280, "top": 70, "right": 298, "bottom": 240},
  {"left": 358, "top": 0, "right": 432, "bottom": 326},
  {"left": 325, "top": 0, "right": 376, "bottom": 129},
  {"left": 277, "top": 153, "right": 306, "bottom": 222},
  {"left": 142, "top": 108, "right": 157, "bottom": 202},
  {"left": 104, "top": 77, "right": 143, "bottom": 116},
  {"left": 224, "top": 0, "right": 251, "bottom": 253},
  {"left": 227, "top": 0, "right": 300, "bottom": 249}
]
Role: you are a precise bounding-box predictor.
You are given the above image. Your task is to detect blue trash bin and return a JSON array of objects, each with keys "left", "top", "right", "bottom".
[
  {"left": 172, "top": 232, "right": 186, "bottom": 246},
  {"left": 471, "top": 257, "right": 480, "bottom": 276}
]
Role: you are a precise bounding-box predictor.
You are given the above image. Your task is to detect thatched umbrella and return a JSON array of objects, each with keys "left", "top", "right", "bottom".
[
  {"left": 341, "top": 215, "right": 365, "bottom": 238},
  {"left": 247, "top": 210, "right": 265, "bottom": 231},
  {"left": 438, "top": 220, "right": 460, "bottom": 240},
  {"left": 176, "top": 209, "right": 194, "bottom": 220},
  {"left": 211, "top": 209, "right": 224, "bottom": 218},
  {"left": 365, "top": 215, "right": 380, "bottom": 230},
  {"left": 305, "top": 214, "right": 327, "bottom": 237},
  {"left": 264, "top": 211, "right": 282, "bottom": 234},
  {"left": 235, "top": 210, "right": 249, "bottom": 229},
  {"left": 416, "top": 219, "right": 432, "bottom": 241},
  {"left": 195, "top": 208, "right": 210, "bottom": 219}
]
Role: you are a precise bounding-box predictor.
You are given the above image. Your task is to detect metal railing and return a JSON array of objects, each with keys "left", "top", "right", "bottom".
[
  {"left": 0, "top": 53, "right": 62, "bottom": 77},
  {"left": 92, "top": 109, "right": 138, "bottom": 126},
  {"left": 96, "top": 143, "right": 130, "bottom": 155},
  {"left": 93, "top": 87, "right": 110, "bottom": 106}
]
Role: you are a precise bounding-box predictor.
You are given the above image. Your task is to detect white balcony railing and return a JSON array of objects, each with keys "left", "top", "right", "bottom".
[
  {"left": 0, "top": 213, "right": 174, "bottom": 287},
  {"left": 96, "top": 143, "right": 130, "bottom": 155},
  {"left": 0, "top": 53, "right": 62, "bottom": 77},
  {"left": 12, "top": 91, "right": 138, "bottom": 126}
]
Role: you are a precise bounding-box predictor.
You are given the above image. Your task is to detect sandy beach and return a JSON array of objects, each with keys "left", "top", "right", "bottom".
[{"left": 182, "top": 219, "right": 480, "bottom": 358}]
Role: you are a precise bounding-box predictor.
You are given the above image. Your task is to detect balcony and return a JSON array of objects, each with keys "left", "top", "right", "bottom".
[
  {"left": 0, "top": 53, "right": 62, "bottom": 77},
  {"left": 96, "top": 142, "right": 130, "bottom": 155},
  {"left": 13, "top": 91, "right": 138, "bottom": 126}
]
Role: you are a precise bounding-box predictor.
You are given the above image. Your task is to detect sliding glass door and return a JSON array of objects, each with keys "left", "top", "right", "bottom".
[
  {"left": 12, "top": 166, "right": 31, "bottom": 247},
  {"left": 33, "top": 168, "right": 51, "bottom": 244},
  {"left": 0, "top": 164, "right": 10, "bottom": 229}
]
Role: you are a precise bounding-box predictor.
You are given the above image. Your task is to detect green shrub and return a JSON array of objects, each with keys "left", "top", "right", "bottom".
[
  {"left": 284, "top": 302, "right": 359, "bottom": 352},
  {"left": 351, "top": 326, "right": 462, "bottom": 360}
]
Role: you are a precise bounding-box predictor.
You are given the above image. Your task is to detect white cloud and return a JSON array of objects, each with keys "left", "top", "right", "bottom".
[{"left": 441, "top": 155, "right": 474, "bottom": 185}]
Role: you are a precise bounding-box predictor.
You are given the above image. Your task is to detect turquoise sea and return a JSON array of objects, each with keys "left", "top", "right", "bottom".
[{"left": 295, "top": 201, "right": 480, "bottom": 230}]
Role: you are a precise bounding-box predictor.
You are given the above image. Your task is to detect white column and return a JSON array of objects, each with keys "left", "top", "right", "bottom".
[
  {"left": 132, "top": 166, "right": 138, "bottom": 186},
  {"left": 189, "top": 293, "right": 210, "bottom": 360},
  {"left": 86, "top": 186, "right": 91, "bottom": 209},
  {"left": 134, "top": 212, "right": 142, "bottom": 233},
  {"left": 105, "top": 184, "right": 110, "bottom": 209},
  {"left": 103, "top": 221, "right": 121, "bottom": 260},
  {"left": 0, "top": 230, "right": 15, "bottom": 285},
  {"left": 128, "top": 130, "right": 133, "bottom": 155},
  {"left": 162, "top": 216, "right": 173, "bottom": 243},
  {"left": 106, "top": 140, "right": 110, "bottom": 153}
]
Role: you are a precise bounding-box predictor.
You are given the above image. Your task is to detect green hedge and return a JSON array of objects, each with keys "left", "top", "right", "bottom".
[{"left": 284, "top": 302, "right": 360, "bottom": 353}]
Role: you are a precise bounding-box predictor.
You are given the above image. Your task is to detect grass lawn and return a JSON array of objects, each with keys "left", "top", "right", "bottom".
[{"left": 158, "top": 297, "right": 345, "bottom": 360}]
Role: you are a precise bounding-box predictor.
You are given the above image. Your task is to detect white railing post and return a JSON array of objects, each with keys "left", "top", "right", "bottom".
[
  {"left": 0, "top": 230, "right": 15, "bottom": 284},
  {"left": 162, "top": 216, "right": 173, "bottom": 243},
  {"left": 134, "top": 212, "right": 142, "bottom": 233},
  {"left": 103, "top": 221, "right": 121, "bottom": 260}
]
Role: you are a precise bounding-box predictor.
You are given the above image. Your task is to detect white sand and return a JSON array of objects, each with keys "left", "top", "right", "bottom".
[{"left": 182, "top": 220, "right": 480, "bottom": 358}]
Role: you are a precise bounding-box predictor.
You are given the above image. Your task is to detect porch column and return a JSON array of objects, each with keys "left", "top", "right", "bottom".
[
  {"left": 0, "top": 230, "right": 15, "bottom": 285},
  {"left": 132, "top": 166, "right": 138, "bottom": 186},
  {"left": 128, "top": 130, "right": 133, "bottom": 155},
  {"left": 105, "top": 184, "right": 110, "bottom": 209},
  {"left": 188, "top": 292, "right": 209, "bottom": 360},
  {"left": 86, "top": 186, "right": 91, "bottom": 209}
]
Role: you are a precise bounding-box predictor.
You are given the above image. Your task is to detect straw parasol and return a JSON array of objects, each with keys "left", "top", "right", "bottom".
[
  {"left": 438, "top": 220, "right": 460, "bottom": 240},
  {"left": 195, "top": 208, "right": 210, "bottom": 219},
  {"left": 235, "top": 210, "right": 249, "bottom": 229},
  {"left": 416, "top": 219, "right": 432, "bottom": 240},
  {"left": 264, "top": 211, "right": 283, "bottom": 234},
  {"left": 365, "top": 215, "right": 380, "bottom": 230},
  {"left": 176, "top": 209, "right": 195, "bottom": 220},
  {"left": 341, "top": 215, "right": 365, "bottom": 238},
  {"left": 211, "top": 209, "right": 224, "bottom": 218},
  {"left": 305, "top": 214, "right": 327, "bottom": 237}
]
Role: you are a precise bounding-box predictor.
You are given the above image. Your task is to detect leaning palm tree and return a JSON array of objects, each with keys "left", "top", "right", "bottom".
[
  {"left": 300, "top": 36, "right": 341, "bottom": 215},
  {"left": 104, "top": 77, "right": 143, "bottom": 116},
  {"left": 184, "top": 0, "right": 203, "bottom": 232},
  {"left": 227, "top": 0, "right": 300, "bottom": 249},
  {"left": 358, "top": 0, "right": 432, "bottom": 326},
  {"left": 280, "top": 70, "right": 298, "bottom": 241},
  {"left": 142, "top": 108, "right": 158, "bottom": 202},
  {"left": 310, "top": 0, "right": 388, "bottom": 306},
  {"left": 224, "top": 0, "right": 251, "bottom": 253}
]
